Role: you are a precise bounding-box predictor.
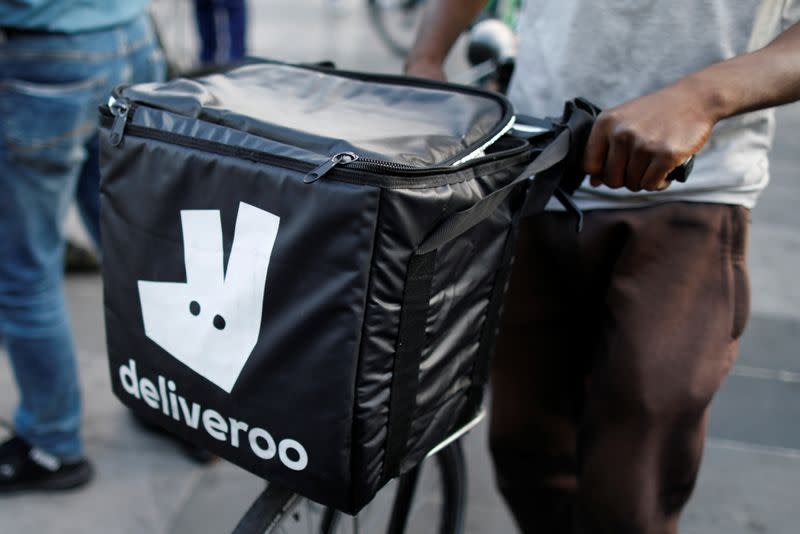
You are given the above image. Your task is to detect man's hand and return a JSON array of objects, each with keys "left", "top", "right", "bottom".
[
  {"left": 583, "top": 19, "right": 800, "bottom": 193},
  {"left": 583, "top": 81, "right": 717, "bottom": 192}
]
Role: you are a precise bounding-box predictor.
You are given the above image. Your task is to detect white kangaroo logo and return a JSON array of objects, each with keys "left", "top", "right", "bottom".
[{"left": 138, "top": 202, "right": 280, "bottom": 393}]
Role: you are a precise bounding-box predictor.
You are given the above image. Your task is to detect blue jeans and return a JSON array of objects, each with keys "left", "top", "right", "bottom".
[
  {"left": 0, "top": 15, "right": 165, "bottom": 460},
  {"left": 194, "top": 0, "right": 247, "bottom": 64}
]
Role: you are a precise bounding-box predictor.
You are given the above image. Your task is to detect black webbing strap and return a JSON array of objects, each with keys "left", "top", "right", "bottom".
[
  {"left": 550, "top": 97, "right": 601, "bottom": 194},
  {"left": 382, "top": 250, "right": 437, "bottom": 480},
  {"left": 380, "top": 124, "right": 577, "bottom": 483}
]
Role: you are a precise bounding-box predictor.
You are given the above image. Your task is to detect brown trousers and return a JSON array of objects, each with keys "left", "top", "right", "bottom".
[{"left": 489, "top": 202, "right": 750, "bottom": 534}]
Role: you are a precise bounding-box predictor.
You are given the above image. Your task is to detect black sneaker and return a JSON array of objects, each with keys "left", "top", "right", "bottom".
[
  {"left": 64, "top": 241, "right": 100, "bottom": 273},
  {"left": 0, "top": 436, "right": 94, "bottom": 493}
]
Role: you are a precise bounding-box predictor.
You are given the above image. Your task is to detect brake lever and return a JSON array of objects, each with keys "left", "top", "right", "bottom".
[
  {"left": 666, "top": 154, "right": 695, "bottom": 183},
  {"left": 551, "top": 154, "right": 694, "bottom": 234},
  {"left": 517, "top": 98, "right": 696, "bottom": 234}
]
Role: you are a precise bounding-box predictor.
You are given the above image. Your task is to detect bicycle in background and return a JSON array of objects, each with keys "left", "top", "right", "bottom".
[{"left": 367, "top": 0, "right": 522, "bottom": 59}]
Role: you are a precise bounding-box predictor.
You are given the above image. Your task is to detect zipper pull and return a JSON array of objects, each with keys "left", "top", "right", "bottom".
[
  {"left": 108, "top": 97, "right": 131, "bottom": 147},
  {"left": 303, "top": 152, "right": 358, "bottom": 183}
]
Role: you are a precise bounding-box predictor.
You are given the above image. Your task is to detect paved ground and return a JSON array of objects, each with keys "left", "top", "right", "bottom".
[{"left": 2, "top": 1, "right": 800, "bottom": 532}]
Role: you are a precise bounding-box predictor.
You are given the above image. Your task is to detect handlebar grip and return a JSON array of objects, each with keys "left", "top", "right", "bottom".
[{"left": 666, "top": 155, "right": 695, "bottom": 183}]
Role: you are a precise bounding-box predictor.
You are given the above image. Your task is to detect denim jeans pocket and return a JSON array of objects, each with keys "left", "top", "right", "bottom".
[{"left": 0, "top": 74, "right": 106, "bottom": 174}]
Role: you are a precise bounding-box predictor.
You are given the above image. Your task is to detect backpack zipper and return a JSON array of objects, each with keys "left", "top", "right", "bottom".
[
  {"left": 303, "top": 152, "right": 359, "bottom": 183},
  {"left": 108, "top": 96, "right": 131, "bottom": 147},
  {"left": 303, "top": 153, "right": 443, "bottom": 183}
]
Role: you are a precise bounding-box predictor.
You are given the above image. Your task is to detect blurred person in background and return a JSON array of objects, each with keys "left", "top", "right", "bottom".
[
  {"left": 406, "top": 1, "right": 800, "bottom": 533},
  {"left": 0, "top": 0, "right": 164, "bottom": 492},
  {"left": 193, "top": 0, "right": 247, "bottom": 66}
]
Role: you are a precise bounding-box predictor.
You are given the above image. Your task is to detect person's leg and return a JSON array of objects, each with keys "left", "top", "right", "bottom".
[
  {"left": 0, "top": 15, "right": 157, "bottom": 461},
  {"left": 575, "top": 203, "right": 749, "bottom": 534},
  {"left": 0, "top": 15, "right": 167, "bottom": 478},
  {"left": 490, "top": 213, "right": 602, "bottom": 533},
  {"left": 0, "top": 75, "right": 96, "bottom": 460},
  {"left": 194, "top": 0, "right": 219, "bottom": 64},
  {"left": 225, "top": 0, "right": 247, "bottom": 61},
  {"left": 5, "top": 336, "right": 82, "bottom": 461}
]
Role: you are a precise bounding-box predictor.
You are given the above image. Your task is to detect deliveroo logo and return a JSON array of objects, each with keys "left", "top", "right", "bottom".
[{"left": 138, "top": 202, "right": 280, "bottom": 393}]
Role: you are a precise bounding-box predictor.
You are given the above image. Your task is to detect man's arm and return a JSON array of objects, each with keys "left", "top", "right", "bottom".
[
  {"left": 403, "top": 0, "right": 487, "bottom": 80},
  {"left": 406, "top": 3, "right": 800, "bottom": 192},
  {"left": 584, "top": 22, "right": 800, "bottom": 192}
]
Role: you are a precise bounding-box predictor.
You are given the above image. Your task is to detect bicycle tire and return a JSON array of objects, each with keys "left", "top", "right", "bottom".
[
  {"left": 387, "top": 442, "right": 467, "bottom": 534},
  {"left": 436, "top": 442, "right": 467, "bottom": 534},
  {"left": 246, "top": 441, "right": 467, "bottom": 534},
  {"left": 366, "top": 0, "right": 427, "bottom": 57},
  {"left": 232, "top": 482, "right": 301, "bottom": 534}
]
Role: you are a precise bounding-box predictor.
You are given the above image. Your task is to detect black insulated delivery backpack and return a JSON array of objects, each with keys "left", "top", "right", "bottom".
[{"left": 98, "top": 62, "right": 583, "bottom": 513}]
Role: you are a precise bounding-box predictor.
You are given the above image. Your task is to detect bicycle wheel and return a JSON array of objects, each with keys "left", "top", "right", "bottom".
[
  {"left": 386, "top": 442, "right": 466, "bottom": 534},
  {"left": 254, "top": 442, "right": 467, "bottom": 534},
  {"left": 366, "top": 0, "right": 428, "bottom": 57}
]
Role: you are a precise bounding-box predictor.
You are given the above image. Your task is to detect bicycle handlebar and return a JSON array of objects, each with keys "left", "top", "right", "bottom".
[
  {"left": 667, "top": 154, "right": 694, "bottom": 183},
  {"left": 513, "top": 100, "right": 695, "bottom": 189}
]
